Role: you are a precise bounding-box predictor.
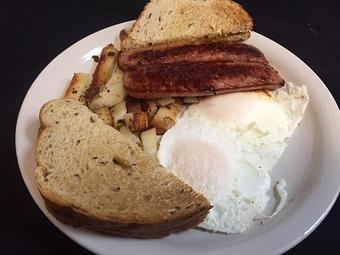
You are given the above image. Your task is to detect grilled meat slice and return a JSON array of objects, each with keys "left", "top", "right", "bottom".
[
  {"left": 119, "top": 42, "right": 268, "bottom": 71},
  {"left": 123, "top": 62, "right": 284, "bottom": 99}
]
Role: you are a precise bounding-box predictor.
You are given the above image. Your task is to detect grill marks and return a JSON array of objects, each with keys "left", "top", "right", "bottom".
[
  {"left": 124, "top": 62, "right": 284, "bottom": 98},
  {"left": 119, "top": 42, "right": 268, "bottom": 70},
  {"left": 119, "top": 42, "right": 284, "bottom": 99}
]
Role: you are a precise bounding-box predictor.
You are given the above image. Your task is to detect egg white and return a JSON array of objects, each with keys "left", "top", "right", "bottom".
[{"left": 158, "top": 83, "right": 309, "bottom": 233}]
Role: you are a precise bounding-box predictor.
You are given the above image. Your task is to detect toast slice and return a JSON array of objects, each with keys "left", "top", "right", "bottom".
[
  {"left": 121, "top": 0, "right": 253, "bottom": 49},
  {"left": 35, "top": 99, "right": 211, "bottom": 238}
]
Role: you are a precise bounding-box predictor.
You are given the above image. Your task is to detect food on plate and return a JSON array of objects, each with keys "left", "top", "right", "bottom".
[
  {"left": 126, "top": 96, "right": 142, "bottom": 113},
  {"left": 110, "top": 100, "right": 127, "bottom": 129},
  {"left": 35, "top": 99, "right": 211, "bottom": 238},
  {"left": 63, "top": 73, "right": 90, "bottom": 104},
  {"left": 140, "top": 128, "right": 158, "bottom": 157},
  {"left": 123, "top": 61, "right": 284, "bottom": 99},
  {"left": 119, "top": 125, "right": 141, "bottom": 145},
  {"left": 124, "top": 112, "right": 149, "bottom": 132},
  {"left": 62, "top": 0, "right": 284, "bottom": 141},
  {"left": 63, "top": 65, "right": 185, "bottom": 139},
  {"left": 86, "top": 44, "right": 117, "bottom": 101},
  {"left": 151, "top": 103, "right": 184, "bottom": 135},
  {"left": 158, "top": 83, "right": 309, "bottom": 233},
  {"left": 119, "top": 5, "right": 283, "bottom": 99},
  {"left": 118, "top": 42, "right": 268, "bottom": 71},
  {"left": 35, "top": 0, "right": 310, "bottom": 238},
  {"left": 142, "top": 100, "right": 159, "bottom": 119},
  {"left": 85, "top": 44, "right": 123, "bottom": 109},
  {"left": 120, "top": 0, "right": 253, "bottom": 50},
  {"left": 93, "top": 107, "right": 113, "bottom": 126},
  {"left": 87, "top": 65, "right": 125, "bottom": 110}
]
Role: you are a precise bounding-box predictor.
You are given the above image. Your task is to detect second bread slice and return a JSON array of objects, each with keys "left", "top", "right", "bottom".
[
  {"left": 35, "top": 99, "right": 211, "bottom": 238},
  {"left": 121, "top": 0, "right": 253, "bottom": 49}
]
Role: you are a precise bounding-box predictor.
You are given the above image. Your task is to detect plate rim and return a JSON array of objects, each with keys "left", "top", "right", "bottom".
[{"left": 15, "top": 20, "right": 340, "bottom": 255}]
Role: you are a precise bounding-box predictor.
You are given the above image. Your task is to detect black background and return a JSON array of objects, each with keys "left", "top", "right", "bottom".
[{"left": 1, "top": 0, "right": 339, "bottom": 254}]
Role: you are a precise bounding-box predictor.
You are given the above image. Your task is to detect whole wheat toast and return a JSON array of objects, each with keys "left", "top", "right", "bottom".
[
  {"left": 120, "top": 0, "right": 253, "bottom": 49},
  {"left": 35, "top": 99, "right": 211, "bottom": 238}
]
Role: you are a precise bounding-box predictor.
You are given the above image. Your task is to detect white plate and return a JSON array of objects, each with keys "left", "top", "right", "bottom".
[{"left": 16, "top": 21, "right": 340, "bottom": 255}]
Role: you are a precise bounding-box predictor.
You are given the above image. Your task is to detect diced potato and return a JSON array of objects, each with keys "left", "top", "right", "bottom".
[
  {"left": 140, "top": 128, "right": 157, "bottom": 157},
  {"left": 110, "top": 100, "right": 127, "bottom": 129},
  {"left": 88, "top": 68, "right": 125, "bottom": 110},
  {"left": 125, "top": 112, "right": 149, "bottom": 132},
  {"left": 126, "top": 96, "right": 142, "bottom": 113},
  {"left": 119, "top": 126, "right": 141, "bottom": 145},
  {"left": 183, "top": 97, "right": 200, "bottom": 104},
  {"left": 94, "top": 107, "right": 113, "bottom": 126},
  {"left": 141, "top": 100, "right": 158, "bottom": 119},
  {"left": 63, "top": 73, "right": 90, "bottom": 104},
  {"left": 160, "top": 103, "right": 184, "bottom": 121},
  {"left": 151, "top": 103, "right": 184, "bottom": 135},
  {"left": 151, "top": 116, "right": 174, "bottom": 135},
  {"left": 156, "top": 97, "right": 175, "bottom": 106},
  {"left": 124, "top": 113, "right": 134, "bottom": 130}
]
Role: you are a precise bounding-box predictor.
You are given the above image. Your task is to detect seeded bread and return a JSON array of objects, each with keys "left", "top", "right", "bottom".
[
  {"left": 35, "top": 99, "right": 211, "bottom": 238},
  {"left": 120, "top": 0, "right": 253, "bottom": 49}
]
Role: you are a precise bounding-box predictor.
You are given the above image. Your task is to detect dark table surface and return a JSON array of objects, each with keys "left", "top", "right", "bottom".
[{"left": 1, "top": 0, "right": 339, "bottom": 254}]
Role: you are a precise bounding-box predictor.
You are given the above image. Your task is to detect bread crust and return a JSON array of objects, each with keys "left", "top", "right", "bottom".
[
  {"left": 122, "top": 32, "right": 250, "bottom": 50},
  {"left": 44, "top": 197, "right": 210, "bottom": 238}
]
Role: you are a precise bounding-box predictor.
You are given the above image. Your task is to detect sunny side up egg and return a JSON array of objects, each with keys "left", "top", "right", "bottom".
[{"left": 158, "top": 83, "right": 309, "bottom": 233}]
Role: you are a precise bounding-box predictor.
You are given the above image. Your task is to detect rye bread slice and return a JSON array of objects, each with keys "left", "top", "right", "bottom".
[
  {"left": 35, "top": 99, "right": 211, "bottom": 238},
  {"left": 120, "top": 0, "right": 253, "bottom": 50}
]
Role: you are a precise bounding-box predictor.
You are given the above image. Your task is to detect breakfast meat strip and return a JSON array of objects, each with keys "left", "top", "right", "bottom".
[
  {"left": 119, "top": 42, "right": 268, "bottom": 71},
  {"left": 118, "top": 41, "right": 284, "bottom": 99},
  {"left": 123, "top": 62, "right": 284, "bottom": 99}
]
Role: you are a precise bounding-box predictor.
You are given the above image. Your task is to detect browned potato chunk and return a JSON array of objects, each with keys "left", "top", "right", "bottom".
[
  {"left": 88, "top": 68, "right": 125, "bottom": 110},
  {"left": 151, "top": 116, "right": 174, "bottom": 135},
  {"left": 91, "top": 44, "right": 117, "bottom": 90},
  {"left": 124, "top": 113, "right": 134, "bottom": 130},
  {"left": 125, "top": 112, "right": 149, "bottom": 132},
  {"left": 151, "top": 103, "right": 184, "bottom": 135},
  {"left": 141, "top": 100, "right": 158, "bottom": 119},
  {"left": 140, "top": 128, "right": 157, "bottom": 157},
  {"left": 110, "top": 100, "right": 127, "bottom": 129},
  {"left": 86, "top": 44, "right": 118, "bottom": 104},
  {"left": 93, "top": 107, "right": 113, "bottom": 126}
]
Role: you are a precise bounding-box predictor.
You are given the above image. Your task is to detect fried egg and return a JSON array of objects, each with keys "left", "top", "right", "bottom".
[{"left": 158, "top": 83, "right": 309, "bottom": 233}]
